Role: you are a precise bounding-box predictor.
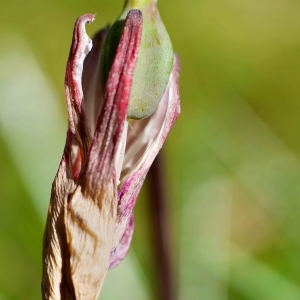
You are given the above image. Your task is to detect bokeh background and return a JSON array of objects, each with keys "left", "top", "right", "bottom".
[{"left": 1, "top": 0, "right": 300, "bottom": 299}]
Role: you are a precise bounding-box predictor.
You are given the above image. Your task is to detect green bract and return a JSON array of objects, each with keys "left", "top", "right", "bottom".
[{"left": 102, "top": 0, "right": 174, "bottom": 119}]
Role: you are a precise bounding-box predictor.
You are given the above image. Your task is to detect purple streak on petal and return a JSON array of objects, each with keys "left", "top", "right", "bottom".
[{"left": 109, "top": 214, "right": 135, "bottom": 269}]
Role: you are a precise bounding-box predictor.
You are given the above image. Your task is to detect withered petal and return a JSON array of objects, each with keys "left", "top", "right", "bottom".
[{"left": 43, "top": 11, "right": 144, "bottom": 299}]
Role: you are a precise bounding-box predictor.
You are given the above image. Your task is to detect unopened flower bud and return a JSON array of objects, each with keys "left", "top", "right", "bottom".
[{"left": 103, "top": 0, "right": 174, "bottom": 119}]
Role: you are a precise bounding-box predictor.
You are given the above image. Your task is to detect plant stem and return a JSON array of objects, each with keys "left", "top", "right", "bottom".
[
  {"left": 124, "top": 0, "right": 157, "bottom": 8},
  {"left": 148, "top": 152, "right": 177, "bottom": 300}
]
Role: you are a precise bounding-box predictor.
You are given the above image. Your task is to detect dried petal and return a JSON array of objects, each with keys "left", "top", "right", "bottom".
[{"left": 42, "top": 11, "right": 143, "bottom": 299}]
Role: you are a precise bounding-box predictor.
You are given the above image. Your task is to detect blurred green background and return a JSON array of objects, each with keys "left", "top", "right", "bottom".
[{"left": 1, "top": 0, "right": 300, "bottom": 299}]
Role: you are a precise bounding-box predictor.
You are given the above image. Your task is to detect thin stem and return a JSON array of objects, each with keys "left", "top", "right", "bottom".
[
  {"left": 124, "top": 0, "right": 157, "bottom": 8},
  {"left": 148, "top": 152, "right": 177, "bottom": 300}
]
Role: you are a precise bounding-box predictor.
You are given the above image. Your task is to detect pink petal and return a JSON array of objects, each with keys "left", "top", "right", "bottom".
[
  {"left": 65, "top": 14, "right": 95, "bottom": 134},
  {"left": 85, "top": 10, "right": 143, "bottom": 191},
  {"left": 110, "top": 56, "right": 181, "bottom": 267},
  {"left": 119, "top": 56, "right": 180, "bottom": 215}
]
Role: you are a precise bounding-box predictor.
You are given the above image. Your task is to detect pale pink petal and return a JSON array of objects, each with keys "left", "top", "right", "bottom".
[
  {"left": 111, "top": 56, "right": 180, "bottom": 266},
  {"left": 119, "top": 56, "right": 180, "bottom": 215}
]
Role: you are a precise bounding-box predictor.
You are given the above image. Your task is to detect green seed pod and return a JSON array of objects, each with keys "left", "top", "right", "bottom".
[{"left": 102, "top": 0, "right": 174, "bottom": 119}]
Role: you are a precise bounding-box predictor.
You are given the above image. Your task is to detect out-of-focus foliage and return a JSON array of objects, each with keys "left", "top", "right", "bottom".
[{"left": 1, "top": 0, "right": 300, "bottom": 299}]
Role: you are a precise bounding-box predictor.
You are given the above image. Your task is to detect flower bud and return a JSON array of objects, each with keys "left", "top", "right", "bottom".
[{"left": 103, "top": 0, "right": 174, "bottom": 119}]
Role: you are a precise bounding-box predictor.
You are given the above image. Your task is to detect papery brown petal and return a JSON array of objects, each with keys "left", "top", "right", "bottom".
[
  {"left": 42, "top": 160, "right": 77, "bottom": 299},
  {"left": 65, "top": 185, "right": 117, "bottom": 299},
  {"left": 42, "top": 15, "right": 95, "bottom": 293}
]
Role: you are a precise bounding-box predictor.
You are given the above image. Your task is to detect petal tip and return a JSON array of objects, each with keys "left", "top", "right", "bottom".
[
  {"left": 77, "top": 13, "right": 96, "bottom": 24},
  {"left": 127, "top": 9, "right": 143, "bottom": 26}
]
